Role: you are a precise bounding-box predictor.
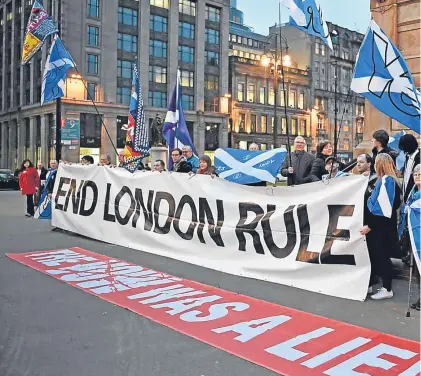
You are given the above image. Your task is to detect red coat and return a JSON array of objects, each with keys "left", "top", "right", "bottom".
[{"left": 19, "top": 167, "right": 40, "bottom": 195}]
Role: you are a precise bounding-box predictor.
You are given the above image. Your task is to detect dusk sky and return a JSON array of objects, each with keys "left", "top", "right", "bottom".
[{"left": 238, "top": 0, "right": 371, "bottom": 35}]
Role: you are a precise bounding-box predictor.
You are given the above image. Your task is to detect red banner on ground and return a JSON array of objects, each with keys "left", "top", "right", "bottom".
[{"left": 7, "top": 248, "right": 420, "bottom": 376}]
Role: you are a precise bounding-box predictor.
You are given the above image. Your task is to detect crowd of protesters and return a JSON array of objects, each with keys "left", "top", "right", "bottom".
[{"left": 15, "top": 128, "right": 420, "bottom": 308}]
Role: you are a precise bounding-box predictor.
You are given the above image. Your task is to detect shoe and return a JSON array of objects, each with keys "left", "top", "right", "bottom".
[
  {"left": 410, "top": 299, "right": 420, "bottom": 311},
  {"left": 25, "top": 213, "right": 31, "bottom": 217},
  {"left": 367, "top": 286, "right": 373, "bottom": 294},
  {"left": 371, "top": 287, "right": 393, "bottom": 300}
]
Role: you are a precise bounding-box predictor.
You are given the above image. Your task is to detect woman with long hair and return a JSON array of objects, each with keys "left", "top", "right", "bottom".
[
  {"left": 19, "top": 159, "right": 40, "bottom": 217},
  {"left": 360, "top": 154, "right": 401, "bottom": 300},
  {"left": 302, "top": 140, "right": 333, "bottom": 183},
  {"left": 197, "top": 155, "right": 217, "bottom": 176}
]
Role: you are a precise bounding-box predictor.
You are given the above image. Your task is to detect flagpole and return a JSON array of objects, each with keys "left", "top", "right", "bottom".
[{"left": 55, "top": 0, "right": 62, "bottom": 162}]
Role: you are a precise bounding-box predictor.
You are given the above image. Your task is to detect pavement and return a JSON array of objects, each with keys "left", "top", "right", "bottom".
[{"left": 0, "top": 190, "right": 419, "bottom": 376}]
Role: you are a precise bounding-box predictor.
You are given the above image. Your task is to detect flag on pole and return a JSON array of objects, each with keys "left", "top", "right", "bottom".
[
  {"left": 163, "top": 70, "right": 196, "bottom": 170},
  {"left": 122, "top": 62, "right": 150, "bottom": 173},
  {"left": 214, "top": 148, "right": 287, "bottom": 185},
  {"left": 280, "top": 0, "right": 333, "bottom": 50},
  {"left": 22, "top": 0, "right": 58, "bottom": 65},
  {"left": 41, "top": 36, "right": 75, "bottom": 105},
  {"left": 34, "top": 169, "right": 57, "bottom": 220},
  {"left": 388, "top": 130, "right": 406, "bottom": 171},
  {"left": 351, "top": 20, "right": 421, "bottom": 134}
]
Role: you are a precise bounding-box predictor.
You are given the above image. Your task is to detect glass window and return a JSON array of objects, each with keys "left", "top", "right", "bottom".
[
  {"left": 87, "top": 26, "right": 99, "bottom": 46},
  {"left": 288, "top": 91, "right": 296, "bottom": 108},
  {"left": 239, "top": 113, "right": 245, "bottom": 133},
  {"left": 269, "top": 87, "right": 274, "bottom": 105},
  {"left": 149, "top": 40, "right": 167, "bottom": 58},
  {"left": 315, "top": 42, "right": 320, "bottom": 55},
  {"left": 321, "top": 44, "right": 325, "bottom": 56},
  {"left": 237, "top": 83, "right": 244, "bottom": 102},
  {"left": 261, "top": 115, "right": 267, "bottom": 133},
  {"left": 180, "top": 70, "right": 194, "bottom": 88},
  {"left": 321, "top": 63, "right": 325, "bottom": 74},
  {"left": 148, "top": 65, "right": 167, "bottom": 83},
  {"left": 250, "top": 115, "right": 257, "bottom": 133},
  {"left": 148, "top": 91, "right": 167, "bottom": 107},
  {"left": 117, "top": 59, "right": 134, "bottom": 79},
  {"left": 117, "top": 86, "right": 131, "bottom": 104},
  {"left": 205, "top": 50, "right": 219, "bottom": 66},
  {"left": 118, "top": 7, "right": 137, "bottom": 26},
  {"left": 118, "top": 33, "right": 137, "bottom": 53},
  {"left": 150, "top": 15, "right": 167, "bottom": 33},
  {"left": 179, "top": 22, "right": 195, "bottom": 39},
  {"left": 298, "top": 119, "right": 306, "bottom": 136},
  {"left": 179, "top": 0, "right": 196, "bottom": 16},
  {"left": 259, "top": 87, "right": 265, "bottom": 104},
  {"left": 290, "top": 118, "right": 297, "bottom": 134},
  {"left": 232, "top": 35, "right": 237, "bottom": 43},
  {"left": 205, "top": 28, "right": 220, "bottom": 44},
  {"left": 87, "top": 54, "right": 99, "bottom": 74},
  {"left": 298, "top": 93, "right": 304, "bottom": 109},
  {"left": 181, "top": 94, "right": 194, "bottom": 110},
  {"left": 178, "top": 45, "right": 194, "bottom": 63},
  {"left": 88, "top": 0, "right": 99, "bottom": 18},
  {"left": 205, "top": 5, "right": 220, "bottom": 22},
  {"left": 205, "top": 75, "right": 219, "bottom": 90},
  {"left": 248, "top": 84, "right": 255, "bottom": 103},
  {"left": 314, "top": 61, "right": 319, "bottom": 72},
  {"left": 87, "top": 83, "right": 97, "bottom": 101},
  {"left": 150, "top": 0, "right": 169, "bottom": 8}
]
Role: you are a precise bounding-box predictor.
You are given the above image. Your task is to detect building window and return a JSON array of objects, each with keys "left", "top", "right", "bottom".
[
  {"left": 117, "top": 60, "right": 134, "bottom": 79},
  {"left": 237, "top": 83, "right": 244, "bottom": 102},
  {"left": 269, "top": 87, "right": 274, "bottom": 105},
  {"left": 290, "top": 118, "right": 297, "bottom": 134},
  {"left": 314, "top": 61, "right": 319, "bottom": 72},
  {"left": 179, "top": 22, "right": 195, "bottom": 39},
  {"left": 317, "top": 116, "right": 324, "bottom": 129},
  {"left": 320, "top": 81, "right": 325, "bottom": 90},
  {"left": 205, "top": 5, "right": 220, "bottom": 22},
  {"left": 259, "top": 87, "right": 266, "bottom": 104},
  {"left": 150, "top": 15, "right": 167, "bottom": 33},
  {"left": 250, "top": 115, "right": 257, "bottom": 133},
  {"left": 261, "top": 115, "right": 267, "bottom": 133},
  {"left": 118, "top": 7, "right": 138, "bottom": 26},
  {"left": 205, "top": 28, "right": 220, "bottom": 44},
  {"left": 321, "top": 63, "right": 325, "bottom": 75},
  {"left": 179, "top": 0, "right": 196, "bottom": 16},
  {"left": 87, "top": 26, "right": 99, "bottom": 46},
  {"left": 87, "top": 83, "right": 97, "bottom": 101},
  {"left": 238, "top": 113, "right": 245, "bottom": 133},
  {"left": 88, "top": 0, "right": 99, "bottom": 18},
  {"left": 205, "top": 50, "right": 219, "bottom": 66},
  {"left": 315, "top": 42, "right": 320, "bottom": 54},
  {"left": 205, "top": 75, "right": 219, "bottom": 90},
  {"left": 178, "top": 45, "right": 194, "bottom": 63},
  {"left": 180, "top": 70, "right": 194, "bottom": 88},
  {"left": 148, "top": 91, "right": 167, "bottom": 107},
  {"left": 298, "top": 119, "right": 306, "bottom": 136},
  {"left": 181, "top": 94, "right": 194, "bottom": 110},
  {"left": 281, "top": 117, "right": 286, "bottom": 133},
  {"left": 148, "top": 65, "right": 167, "bottom": 83},
  {"left": 117, "top": 86, "right": 131, "bottom": 104},
  {"left": 231, "top": 35, "right": 237, "bottom": 43},
  {"left": 248, "top": 84, "right": 255, "bottom": 103},
  {"left": 87, "top": 54, "right": 99, "bottom": 74},
  {"left": 343, "top": 138, "right": 350, "bottom": 151},
  {"left": 149, "top": 40, "right": 167, "bottom": 58},
  {"left": 118, "top": 33, "right": 137, "bottom": 53},
  {"left": 298, "top": 93, "right": 304, "bottom": 109},
  {"left": 321, "top": 44, "right": 325, "bottom": 56},
  {"left": 288, "top": 91, "right": 296, "bottom": 108},
  {"left": 150, "top": 0, "right": 169, "bottom": 9},
  {"left": 205, "top": 123, "right": 219, "bottom": 151}
]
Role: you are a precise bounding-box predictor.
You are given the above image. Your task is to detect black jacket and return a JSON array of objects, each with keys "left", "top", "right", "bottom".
[
  {"left": 172, "top": 159, "right": 192, "bottom": 173},
  {"left": 280, "top": 151, "right": 315, "bottom": 186},
  {"left": 301, "top": 154, "right": 328, "bottom": 183},
  {"left": 38, "top": 168, "right": 48, "bottom": 181},
  {"left": 46, "top": 170, "right": 57, "bottom": 195},
  {"left": 402, "top": 149, "right": 420, "bottom": 202},
  {"left": 371, "top": 146, "right": 399, "bottom": 174}
]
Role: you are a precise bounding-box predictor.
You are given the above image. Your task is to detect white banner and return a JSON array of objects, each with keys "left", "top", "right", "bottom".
[{"left": 52, "top": 165, "right": 370, "bottom": 301}]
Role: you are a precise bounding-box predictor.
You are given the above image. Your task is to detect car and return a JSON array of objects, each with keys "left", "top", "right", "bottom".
[{"left": 0, "top": 172, "right": 20, "bottom": 190}]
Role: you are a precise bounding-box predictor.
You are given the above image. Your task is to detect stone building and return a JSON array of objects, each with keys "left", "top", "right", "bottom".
[{"left": 0, "top": 0, "right": 231, "bottom": 169}]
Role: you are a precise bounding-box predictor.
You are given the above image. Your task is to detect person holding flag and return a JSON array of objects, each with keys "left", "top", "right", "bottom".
[{"left": 34, "top": 160, "right": 58, "bottom": 220}]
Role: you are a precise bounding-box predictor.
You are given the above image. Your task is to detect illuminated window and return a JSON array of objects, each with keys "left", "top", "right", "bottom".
[
  {"left": 150, "top": 0, "right": 169, "bottom": 9},
  {"left": 206, "top": 5, "right": 220, "bottom": 22},
  {"left": 179, "top": 0, "right": 196, "bottom": 16}
]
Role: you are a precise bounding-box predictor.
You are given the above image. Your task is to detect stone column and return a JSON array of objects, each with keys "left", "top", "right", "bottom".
[
  {"left": 220, "top": 118, "right": 229, "bottom": 149},
  {"left": 1, "top": 122, "right": 8, "bottom": 168},
  {"left": 29, "top": 117, "right": 36, "bottom": 163},
  {"left": 195, "top": 1, "right": 205, "bottom": 112},
  {"left": 168, "top": 0, "right": 180, "bottom": 100},
  {"left": 101, "top": 115, "right": 117, "bottom": 160},
  {"left": 196, "top": 111, "right": 205, "bottom": 156},
  {"left": 1, "top": 9, "right": 6, "bottom": 111},
  {"left": 16, "top": 119, "right": 26, "bottom": 165},
  {"left": 138, "top": 1, "right": 150, "bottom": 96},
  {"left": 10, "top": 0, "right": 16, "bottom": 108},
  {"left": 40, "top": 115, "right": 49, "bottom": 167}
]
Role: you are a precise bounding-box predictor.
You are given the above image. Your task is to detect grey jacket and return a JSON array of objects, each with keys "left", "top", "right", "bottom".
[{"left": 280, "top": 151, "right": 315, "bottom": 186}]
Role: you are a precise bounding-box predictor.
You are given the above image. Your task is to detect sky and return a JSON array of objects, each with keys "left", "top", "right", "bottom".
[{"left": 237, "top": 0, "right": 371, "bottom": 35}]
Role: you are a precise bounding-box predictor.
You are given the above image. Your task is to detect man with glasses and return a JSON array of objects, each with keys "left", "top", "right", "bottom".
[
  {"left": 171, "top": 148, "right": 192, "bottom": 173},
  {"left": 280, "top": 136, "right": 315, "bottom": 185},
  {"left": 182, "top": 145, "right": 199, "bottom": 173}
]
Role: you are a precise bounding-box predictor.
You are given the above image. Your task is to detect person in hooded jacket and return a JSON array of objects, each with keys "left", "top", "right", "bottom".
[
  {"left": 398, "top": 134, "right": 420, "bottom": 202},
  {"left": 19, "top": 159, "right": 40, "bottom": 217},
  {"left": 301, "top": 140, "right": 333, "bottom": 183}
]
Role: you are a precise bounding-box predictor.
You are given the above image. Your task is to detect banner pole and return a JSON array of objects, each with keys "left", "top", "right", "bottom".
[{"left": 55, "top": 0, "right": 62, "bottom": 162}]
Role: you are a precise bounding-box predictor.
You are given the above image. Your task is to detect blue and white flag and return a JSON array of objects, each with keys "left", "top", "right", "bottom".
[
  {"left": 408, "top": 191, "right": 420, "bottom": 271},
  {"left": 280, "top": 0, "right": 333, "bottom": 50},
  {"left": 41, "top": 36, "right": 75, "bottom": 105},
  {"left": 163, "top": 70, "right": 196, "bottom": 170},
  {"left": 34, "top": 169, "right": 57, "bottom": 220},
  {"left": 214, "top": 148, "right": 287, "bottom": 185},
  {"left": 351, "top": 20, "right": 421, "bottom": 134},
  {"left": 388, "top": 130, "right": 406, "bottom": 171},
  {"left": 367, "top": 175, "right": 396, "bottom": 218}
]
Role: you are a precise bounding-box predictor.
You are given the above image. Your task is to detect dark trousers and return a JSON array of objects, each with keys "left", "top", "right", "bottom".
[
  {"left": 367, "top": 232, "right": 394, "bottom": 291},
  {"left": 26, "top": 194, "right": 35, "bottom": 216}
]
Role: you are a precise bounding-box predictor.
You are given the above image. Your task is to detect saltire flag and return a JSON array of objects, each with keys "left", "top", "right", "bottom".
[
  {"left": 280, "top": 0, "right": 333, "bottom": 50},
  {"left": 351, "top": 20, "right": 421, "bottom": 134},
  {"left": 388, "top": 130, "right": 406, "bottom": 171},
  {"left": 407, "top": 191, "right": 420, "bottom": 271},
  {"left": 34, "top": 169, "right": 57, "bottom": 220},
  {"left": 41, "top": 36, "right": 75, "bottom": 105},
  {"left": 367, "top": 175, "right": 396, "bottom": 218},
  {"left": 122, "top": 62, "right": 150, "bottom": 173},
  {"left": 163, "top": 70, "right": 197, "bottom": 170},
  {"left": 22, "top": 0, "right": 58, "bottom": 65},
  {"left": 214, "top": 148, "right": 287, "bottom": 185}
]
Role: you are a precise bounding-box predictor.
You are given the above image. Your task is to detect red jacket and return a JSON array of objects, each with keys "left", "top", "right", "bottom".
[{"left": 19, "top": 167, "right": 40, "bottom": 195}]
